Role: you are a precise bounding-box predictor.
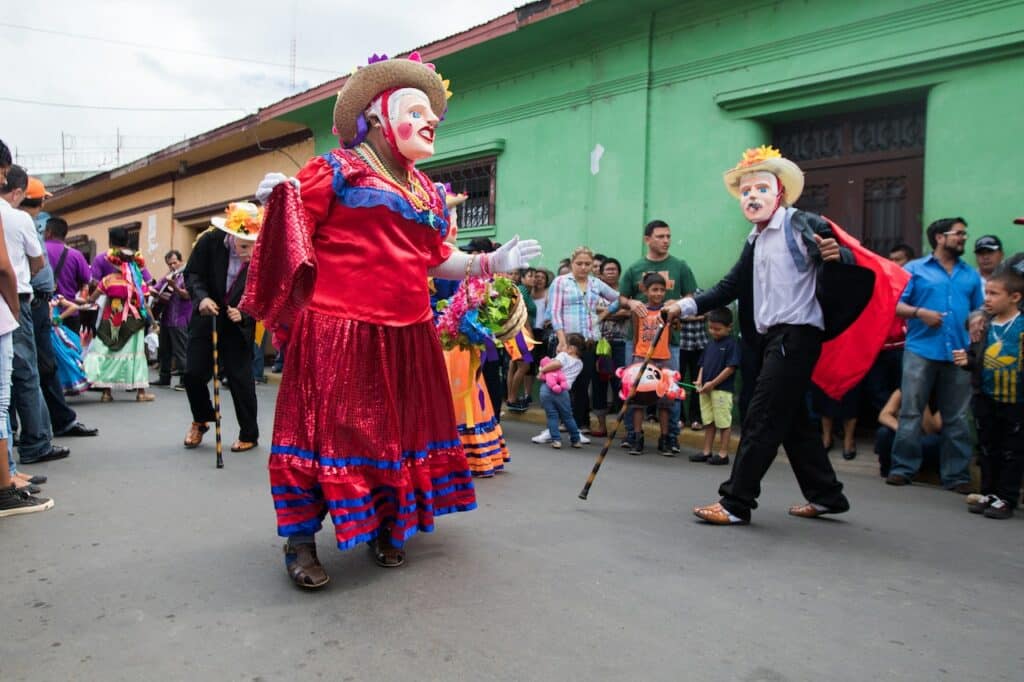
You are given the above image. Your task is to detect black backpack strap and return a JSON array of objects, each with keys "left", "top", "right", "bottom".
[{"left": 52, "top": 247, "right": 69, "bottom": 283}]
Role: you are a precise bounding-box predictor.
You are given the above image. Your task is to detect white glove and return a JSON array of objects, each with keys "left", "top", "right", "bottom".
[
  {"left": 255, "top": 172, "right": 300, "bottom": 204},
  {"left": 489, "top": 235, "right": 542, "bottom": 273}
]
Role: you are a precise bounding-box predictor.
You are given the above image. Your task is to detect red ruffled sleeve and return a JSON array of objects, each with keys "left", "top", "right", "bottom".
[{"left": 239, "top": 158, "right": 333, "bottom": 340}]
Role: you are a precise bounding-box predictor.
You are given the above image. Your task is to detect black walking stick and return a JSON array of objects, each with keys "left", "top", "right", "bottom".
[
  {"left": 579, "top": 314, "right": 671, "bottom": 500},
  {"left": 212, "top": 319, "right": 224, "bottom": 469}
]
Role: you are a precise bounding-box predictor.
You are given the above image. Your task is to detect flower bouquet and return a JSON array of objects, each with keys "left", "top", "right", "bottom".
[{"left": 436, "top": 275, "right": 529, "bottom": 352}]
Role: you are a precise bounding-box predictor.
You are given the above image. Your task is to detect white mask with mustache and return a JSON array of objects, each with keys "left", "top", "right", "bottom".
[{"left": 738, "top": 171, "right": 781, "bottom": 224}]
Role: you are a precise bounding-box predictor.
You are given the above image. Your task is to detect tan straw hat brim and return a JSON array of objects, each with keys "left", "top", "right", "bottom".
[
  {"left": 333, "top": 60, "right": 447, "bottom": 144},
  {"left": 723, "top": 157, "right": 804, "bottom": 206},
  {"left": 211, "top": 217, "right": 259, "bottom": 242}
]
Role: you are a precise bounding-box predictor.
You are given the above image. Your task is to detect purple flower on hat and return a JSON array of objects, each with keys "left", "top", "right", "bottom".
[
  {"left": 343, "top": 114, "right": 370, "bottom": 149},
  {"left": 367, "top": 53, "right": 389, "bottom": 65}
]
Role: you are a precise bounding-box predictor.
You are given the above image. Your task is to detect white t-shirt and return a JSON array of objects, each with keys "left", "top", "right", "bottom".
[
  {"left": 555, "top": 351, "right": 583, "bottom": 387},
  {"left": 533, "top": 293, "right": 548, "bottom": 328},
  {"left": 0, "top": 198, "right": 43, "bottom": 294}
]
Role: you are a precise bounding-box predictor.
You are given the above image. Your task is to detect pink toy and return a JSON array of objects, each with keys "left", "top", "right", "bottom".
[
  {"left": 539, "top": 357, "right": 570, "bottom": 394},
  {"left": 615, "top": 362, "right": 685, "bottom": 405}
]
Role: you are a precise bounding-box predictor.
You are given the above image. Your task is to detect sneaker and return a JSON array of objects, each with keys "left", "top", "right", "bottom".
[
  {"left": 983, "top": 497, "right": 1013, "bottom": 519},
  {"left": 968, "top": 494, "right": 996, "bottom": 514},
  {"left": 629, "top": 436, "right": 645, "bottom": 456},
  {"left": 531, "top": 429, "right": 553, "bottom": 444},
  {"left": 577, "top": 434, "right": 591, "bottom": 445},
  {"left": 620, "top": 437, "right": 635, "bottom": 450},
  {"left": 670, "top": 437, "right": 681, "bottom": 455},
  {"left": 507, "top": 400, "right": 528, "bottom": 413},
  {"left": 551, "top": 441, "right": 562, "bottom": 450},
  {"left": 173, "top": 384, "right": 186, "bottom": 392},
  {"left": 657, "top": 436, "right": 671, "bottom": 456},
  {"left": 689, "top": 452, "right": 711, "bottom": 463},
  {"left": 0, "top": 484, "right": 54, "bottom": 518},
  {"left": 571, "top": 440, "right": 582, "bottom": 449}
]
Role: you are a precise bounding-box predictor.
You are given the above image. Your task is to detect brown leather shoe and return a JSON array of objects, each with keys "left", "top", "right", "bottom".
[
  {"left": 788, "top": 502, "right": 847, "bottom": 519},
  {"left": 183, "top": 422, "right": 209, "bottom": 449},
  {"left": 693, "top": 502, "right": 748, "bottom": 525},
  {"left": 230, "top": 440, "right": 258, "bottom": 452}
]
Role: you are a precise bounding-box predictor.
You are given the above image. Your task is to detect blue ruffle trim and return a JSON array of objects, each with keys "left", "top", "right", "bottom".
[{"left": 323, "top": 152, "right": 450, "bottom": 237}]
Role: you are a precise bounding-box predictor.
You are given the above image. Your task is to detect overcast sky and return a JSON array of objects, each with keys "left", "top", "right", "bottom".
[{"left": 1, "top": 0, "right": 522, "bottom": 174}]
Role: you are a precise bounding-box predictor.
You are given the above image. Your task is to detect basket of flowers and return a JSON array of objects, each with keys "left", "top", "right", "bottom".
[{"left": 436, "top": 275, "right": 529, "bottom": 351}]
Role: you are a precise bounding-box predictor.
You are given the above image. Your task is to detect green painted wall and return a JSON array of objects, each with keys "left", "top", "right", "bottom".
[{"left": 277, "top": 0, "right": 1024, "bottom": 285}]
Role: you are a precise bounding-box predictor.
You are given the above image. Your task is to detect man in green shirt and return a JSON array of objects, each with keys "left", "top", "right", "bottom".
[{"left": 619, "top": 219, "right": 698, "bottom": 454}]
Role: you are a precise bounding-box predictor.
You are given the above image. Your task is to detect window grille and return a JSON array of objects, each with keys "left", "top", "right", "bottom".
[{"left": 427, "top": 156, "right": 497, "bottom": 229}]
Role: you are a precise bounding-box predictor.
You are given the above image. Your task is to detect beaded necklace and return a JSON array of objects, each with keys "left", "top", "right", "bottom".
[{"left": 354, "top": 143, "right": 434, "bottom": 213}]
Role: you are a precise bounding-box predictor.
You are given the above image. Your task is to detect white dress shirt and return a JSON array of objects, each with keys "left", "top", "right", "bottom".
[
  {"left": 678, "top": 206, "right": 824, "bottom": 334},
  {"left": 749, "top": 206, "right": 823, "bottom": 334}
]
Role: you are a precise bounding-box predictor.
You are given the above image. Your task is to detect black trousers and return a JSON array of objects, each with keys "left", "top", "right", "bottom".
[
  {"left": 719, "top": 324, "right": 848, "bottom": 520},
  {"left": 183, "top": 316, "right": 258, "bottom": 442},
  {"left": 158, "top": 325, "right": 188, "bottom": 382},
  {"left": 973, "top": 394, "right": 1024, "bottom": 508},
  {"left": 679, "top": 347, "right": 703, "bottom": 425},
  {"left": 570, "top": 344, "right": 597, "bottom": 430},
  {"left": 31, "top": 296, "right": 77, "bottom": 434}
]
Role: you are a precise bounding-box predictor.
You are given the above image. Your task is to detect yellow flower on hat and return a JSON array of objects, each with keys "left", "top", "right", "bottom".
[
  {"left": 738, "top": 145, "right": 783, "bottom": 168},
  {"left": 441, "top": 77, "right": 453, "bottom": 100}
]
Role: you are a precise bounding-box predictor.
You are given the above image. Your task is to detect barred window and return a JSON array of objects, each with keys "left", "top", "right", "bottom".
[{"left": 428, "top": 156, "right": 497, "bottom": 229}]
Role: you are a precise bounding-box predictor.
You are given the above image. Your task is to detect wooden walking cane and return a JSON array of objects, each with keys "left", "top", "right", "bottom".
[
  {"left": 579, "top": 313, "right": 671, "bottom": 500},
  {"left": 212, "top": 320, "right": 224, "bottom": 469}
]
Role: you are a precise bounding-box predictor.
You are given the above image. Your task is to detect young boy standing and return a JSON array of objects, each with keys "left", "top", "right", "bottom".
[
  {"left": 955, "top": 261, "right": 1024, "bottom": 519},
  {"left": 691, "top": 308, "right": 741, "bottom": 465},
  {"left": 630, "top": 273, "right": 675, "bottom": 456},
  {"left": 539, "top": 333, "right": 586, "bottom": 449}
]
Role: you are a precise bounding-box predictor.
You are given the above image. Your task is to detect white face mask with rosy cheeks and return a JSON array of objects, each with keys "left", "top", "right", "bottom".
[
  {"left": 368, "top": 88, "right": 439, "bottom": 163},
  {"left": 738, "top": 171, "right": 781, "bottom": 224}
]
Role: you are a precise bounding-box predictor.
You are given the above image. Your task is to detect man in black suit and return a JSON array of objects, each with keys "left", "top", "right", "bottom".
[
  {"left": 181, "top": 203, "right": 260, "bottom": 452},
  {"left": 668, "top": 146, "right": 881, "bottom": 525}
]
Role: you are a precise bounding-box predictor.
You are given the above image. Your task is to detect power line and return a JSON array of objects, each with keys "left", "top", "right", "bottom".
[
  {"left": 0, "top": 21, "right": 338, "bottom": 74},
  {"left": 0, "top": 96, "right": 247, "bottom": 112}
]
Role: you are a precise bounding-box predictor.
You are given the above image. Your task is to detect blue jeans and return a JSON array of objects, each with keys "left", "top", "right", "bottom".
[
  {"left": 890, "top": 350, "right": 973, "bottom": 487},
  {"left": 540, "top": 384, "right": 580, "bottom": 444},
  {"left": 623, "top": 341, "right": 681, "bottom": 441},
  {"left": 0, "top": 332, "right": 16, "bottom": 474},
  {"left": 10, "top": 299, "right": 52, "bottom": 461}
]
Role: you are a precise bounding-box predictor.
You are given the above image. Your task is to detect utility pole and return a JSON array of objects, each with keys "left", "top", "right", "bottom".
[
  {"left": 116, "top": 127, "right": 121, "bottom": 165},
  {"left": 289, "top": 0, "right": 297, "bottom": 91},
  {"left": 61, "top": 131, "right": 66, "bottom": 175}
]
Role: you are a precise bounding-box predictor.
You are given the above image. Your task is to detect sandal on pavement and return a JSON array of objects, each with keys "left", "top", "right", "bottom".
[
  {"left": 368, "top": 534, "right": 406, "bottom": 568},
  {"left": 183, "top": 422, "right": 209, "bottom": 449},
  {"left": 690, "top": 421, "right": 704, "bottom": 431},
  {"left": 136, "top": 392, "right": 156, "bottom": 402},
  {"left": 788, "top": 502, "right": 848, "bottom": 519},
  {"left": 231, "top": 440, "right": 258, "bottom": 452},
  {"left": 100, "top": 391, "right": 113, "bottom": 403},
  {"left": 284, "top": 542, "right": 329, "bottom": 589},
  {"left": 693, "top": 502, "right": 748, "bottom": 525}
]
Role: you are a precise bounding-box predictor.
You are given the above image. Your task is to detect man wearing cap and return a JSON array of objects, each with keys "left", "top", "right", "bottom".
[
  {"left": 21, "top": 183, "right": 97, "bottom": 438},
  {"left": 887, "top": 218, "right": 983, "bottom": 492},
  {"left": 0, "top": 166, "right": 71, "bottom": 465},
  {"left": 181, "top": 203, "right": 260, "bottom": 453},
  {"left": 246, "top": 52, "right": 541, "bottom": 588},
  {"left": 666, "top": 145, "right": 907, "bottom": 525},
  {"left": 974, "top": 235, "right": 1004, "bottom": 282}
]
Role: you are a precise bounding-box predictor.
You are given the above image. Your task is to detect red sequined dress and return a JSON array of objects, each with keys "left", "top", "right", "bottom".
[{"left": 241, "top": 148, "right": 477, "bottom": 551}]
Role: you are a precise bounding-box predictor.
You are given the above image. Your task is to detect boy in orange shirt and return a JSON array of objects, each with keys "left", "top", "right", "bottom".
[{"left": 630, "top": 273, "right": 676, "bottom": 455}]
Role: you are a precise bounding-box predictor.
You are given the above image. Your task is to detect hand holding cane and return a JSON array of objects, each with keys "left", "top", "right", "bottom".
[
  {"left": 578, "top": 311, "right": 671, "bottom": 501},
  {"left": 212, "top": 318, "right": 224, "bottom": 469}
]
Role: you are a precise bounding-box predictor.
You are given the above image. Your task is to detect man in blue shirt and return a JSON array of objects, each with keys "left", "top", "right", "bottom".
[{"left": 888, "top": 217, "right": 983, "bottom": 491}]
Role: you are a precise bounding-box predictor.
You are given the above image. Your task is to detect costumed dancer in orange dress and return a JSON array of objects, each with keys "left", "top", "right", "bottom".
[
  {"left": 432, "top": 191, "right": 510, "bottom": 477},
  {"left": 243, "top": 53, "right": 541, "bottom": 589}
]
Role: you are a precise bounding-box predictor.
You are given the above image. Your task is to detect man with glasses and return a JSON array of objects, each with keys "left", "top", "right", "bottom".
[{"left": 887, "top": 218, "right": 982, "bottom": 492}]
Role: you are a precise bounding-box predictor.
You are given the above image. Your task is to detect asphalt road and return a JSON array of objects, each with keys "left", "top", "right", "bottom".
[{"left": 2, "top": 382, "right": 1022, "bottom": 681}]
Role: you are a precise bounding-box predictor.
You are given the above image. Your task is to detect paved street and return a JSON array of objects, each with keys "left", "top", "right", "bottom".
[{"left": 2, "top": 382, "right": 1022, "bottom": 682}]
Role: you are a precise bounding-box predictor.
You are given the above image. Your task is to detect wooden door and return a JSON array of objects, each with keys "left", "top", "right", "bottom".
[{"left": 773, "top": 103, "right": 925, "bottom": 255}]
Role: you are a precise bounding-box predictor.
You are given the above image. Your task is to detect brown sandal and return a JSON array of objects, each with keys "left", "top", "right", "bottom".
[
  {"left": 693, "top": 502, "right": 748, "bottom": 525},
  {"left": 284, "top": 542, "right": 329, "bottom": 589},
  {"left": 368, "top": 533, "right": 406, "bottom": 568},
  {"left": 231, "top": 440, "right": 258, "bottom": 452},
  {"left": 136, "top": 392, "right": 156, "bottom": 402},
  {"left": 100, "top": 391, "right": 113, "bottom": 403},
  {"left": 183, "top": 422, "right": 209, "bottom": 449}
]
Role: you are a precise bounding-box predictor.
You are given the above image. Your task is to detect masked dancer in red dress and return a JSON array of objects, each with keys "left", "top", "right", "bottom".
[{"left": 243, "top": 53, "right": 541, "bottom": 588}]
